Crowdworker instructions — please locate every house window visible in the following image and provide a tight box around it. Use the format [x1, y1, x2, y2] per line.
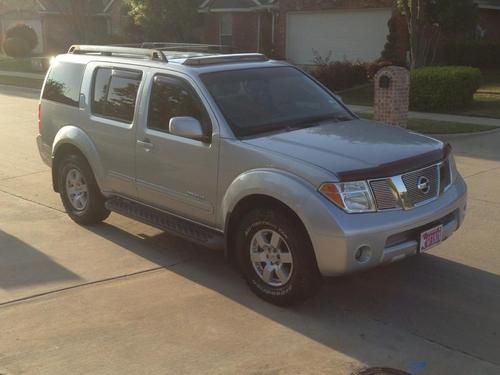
[220, 14, 233, 46]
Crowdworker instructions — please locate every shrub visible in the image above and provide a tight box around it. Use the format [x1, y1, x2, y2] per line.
[410, 66, 482, 111]
[311, 59, 368, 92]
[2, 37, 32, 59]
[5, 23, 38, 52]
[445, 41, 500, 68]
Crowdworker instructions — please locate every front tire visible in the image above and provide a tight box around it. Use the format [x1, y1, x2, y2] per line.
[236, 207, 322, 306]
[57, 154, 110, 225]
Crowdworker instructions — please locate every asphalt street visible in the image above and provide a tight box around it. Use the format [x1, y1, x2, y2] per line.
[0, 85, 499, 375]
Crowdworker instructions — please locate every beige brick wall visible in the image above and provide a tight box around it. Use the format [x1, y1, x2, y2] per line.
[373, 66, 410, 127]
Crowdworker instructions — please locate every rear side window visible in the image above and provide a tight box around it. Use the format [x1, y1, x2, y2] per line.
[92, 68, 142, 123]
[42, 61, 85, 107]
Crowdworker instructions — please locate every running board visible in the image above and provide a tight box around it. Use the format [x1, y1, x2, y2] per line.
[105, 197, 224, 250]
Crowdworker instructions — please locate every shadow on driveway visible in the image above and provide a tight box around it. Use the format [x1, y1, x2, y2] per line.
[0, 230, 80, 291]
[86, 222, 500, 367]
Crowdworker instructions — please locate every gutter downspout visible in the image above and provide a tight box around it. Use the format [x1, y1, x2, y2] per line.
[257, 12, 261, 52]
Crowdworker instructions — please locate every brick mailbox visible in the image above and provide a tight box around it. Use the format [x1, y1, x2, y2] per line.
[374, 66, 410, 127]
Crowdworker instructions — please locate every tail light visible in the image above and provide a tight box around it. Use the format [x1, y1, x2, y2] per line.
[38, 103, 41, 134]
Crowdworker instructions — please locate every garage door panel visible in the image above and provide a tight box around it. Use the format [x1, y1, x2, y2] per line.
[286, 9, 392, 65]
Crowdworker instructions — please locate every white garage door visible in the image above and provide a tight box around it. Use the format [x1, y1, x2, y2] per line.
[286, 8, 392, 65]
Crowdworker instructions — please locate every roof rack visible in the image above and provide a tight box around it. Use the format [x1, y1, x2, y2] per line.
[142, 42, 239, 53]
[183, 53, 269, 66]
[68, 45, 167, 62]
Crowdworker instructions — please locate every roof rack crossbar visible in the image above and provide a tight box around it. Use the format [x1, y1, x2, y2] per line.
[183, 53, 268, 66]
[68, 45, 167, 62]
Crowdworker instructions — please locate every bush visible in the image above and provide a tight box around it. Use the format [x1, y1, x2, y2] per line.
[311, 60, 368, 92]
[410, 66, 482, 111]
[2, 37, 32, 59]
[5, 23, 38, 51]
[445, 41, 500, 68]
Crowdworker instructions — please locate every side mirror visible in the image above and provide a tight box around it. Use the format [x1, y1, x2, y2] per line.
[169, 117, 208, 142]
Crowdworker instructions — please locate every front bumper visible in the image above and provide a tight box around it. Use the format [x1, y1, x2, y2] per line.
[303, 175, 467, 277]
[37, 135, 52, 167]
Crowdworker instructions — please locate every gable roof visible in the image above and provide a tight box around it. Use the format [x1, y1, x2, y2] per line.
[476, 0, 500, 9]
[199, 0, 278, 12]
[37, 0, 116, 14]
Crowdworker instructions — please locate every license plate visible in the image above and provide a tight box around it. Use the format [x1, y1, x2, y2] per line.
[420, 225, 444, 252]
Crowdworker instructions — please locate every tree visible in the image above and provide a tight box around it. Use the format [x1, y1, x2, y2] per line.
[2, 24, 38, 58]
[397, 0, 478, 69]
[127, 0, 199, 42]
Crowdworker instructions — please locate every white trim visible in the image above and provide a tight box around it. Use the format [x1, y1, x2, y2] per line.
[200, 0, 212, 8]
[35, 0, 47, 11]
[479, 5, 500, 9]
[199, 7, 275, 13]
[103, 0, 116, 13]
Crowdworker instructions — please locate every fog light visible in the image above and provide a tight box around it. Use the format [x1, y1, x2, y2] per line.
[355, 245, 372, 263]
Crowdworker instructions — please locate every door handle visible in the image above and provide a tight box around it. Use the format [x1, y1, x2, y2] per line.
[137, 139, 154, 151]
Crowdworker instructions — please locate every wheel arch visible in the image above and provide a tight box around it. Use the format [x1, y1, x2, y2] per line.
[51, 126, 104, 192]
[222, 170, 319, 266]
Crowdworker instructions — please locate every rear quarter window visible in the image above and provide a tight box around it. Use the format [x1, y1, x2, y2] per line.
[91, 68, 142, 123]
[42, 61, 85, 107]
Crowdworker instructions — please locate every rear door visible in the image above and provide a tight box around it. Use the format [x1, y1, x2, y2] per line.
[135, 72, 220, 226]
[80, 62, 145, 198]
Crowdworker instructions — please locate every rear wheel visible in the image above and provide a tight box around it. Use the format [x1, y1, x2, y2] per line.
[58, 154, 110, 225]
[236, 207, 322, 306]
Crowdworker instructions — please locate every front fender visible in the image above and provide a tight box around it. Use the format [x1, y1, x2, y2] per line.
[221, 168, 346, 275]
[52, 126, 105, 187]
[220, 168, 337, 239]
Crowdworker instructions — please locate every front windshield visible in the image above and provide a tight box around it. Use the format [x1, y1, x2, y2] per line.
[200, 66, 355, 136]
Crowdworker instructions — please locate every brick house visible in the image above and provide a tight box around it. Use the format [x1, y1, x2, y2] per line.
[0, 0, 126, 54]
[200, 0, 500, 65]
[476, 0, 500, 39]
[199, 0, 393, 64]
[198, 0, 279, 56]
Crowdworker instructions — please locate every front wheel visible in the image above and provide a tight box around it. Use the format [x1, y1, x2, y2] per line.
[57, 154, 110, 225]
[236, 207, 322, 306]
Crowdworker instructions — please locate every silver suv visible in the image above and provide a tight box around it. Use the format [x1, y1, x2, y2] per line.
[37, 45, 467, 305]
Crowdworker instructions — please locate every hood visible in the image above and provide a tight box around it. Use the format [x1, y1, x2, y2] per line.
[242, 119, 446, 181]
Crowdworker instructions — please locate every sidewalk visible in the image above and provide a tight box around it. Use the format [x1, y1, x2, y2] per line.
[0, 70, 45, 80]
[349, 104, 500, 127]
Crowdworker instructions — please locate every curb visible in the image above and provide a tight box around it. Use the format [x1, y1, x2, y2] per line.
[429, 128, 500, 138]
[0, 83, 41, 93]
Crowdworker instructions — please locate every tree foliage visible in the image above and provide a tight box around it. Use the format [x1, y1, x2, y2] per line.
[6, 24, 38, 51]
[397, 0, 478, 68]
[127, 0, 199, 42]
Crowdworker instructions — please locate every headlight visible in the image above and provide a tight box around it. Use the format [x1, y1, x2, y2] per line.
[319, 181, 376, 213]
[449, 153, 458, 184]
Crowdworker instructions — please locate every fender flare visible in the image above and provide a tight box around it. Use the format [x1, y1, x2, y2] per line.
[51, 126, 105, 190]
[220, 168, 319, 246]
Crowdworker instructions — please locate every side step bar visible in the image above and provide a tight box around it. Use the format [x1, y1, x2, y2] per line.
[105, 197, 224, 250]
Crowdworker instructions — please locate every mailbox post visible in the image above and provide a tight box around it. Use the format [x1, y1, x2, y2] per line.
[373, 66, 410, 127]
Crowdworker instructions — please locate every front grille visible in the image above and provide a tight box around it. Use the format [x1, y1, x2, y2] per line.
[370, 179, 398, 210]
[402, 165, 439, 206]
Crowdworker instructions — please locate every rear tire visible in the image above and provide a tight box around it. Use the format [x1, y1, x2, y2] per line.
[57, 154, 110, 225]
[236, 207, 322, 306]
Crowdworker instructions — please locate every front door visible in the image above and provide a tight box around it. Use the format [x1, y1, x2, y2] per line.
[135, 73, 219, 226]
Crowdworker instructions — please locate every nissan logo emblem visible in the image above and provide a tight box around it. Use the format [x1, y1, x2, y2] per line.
[417, 176, 431, 194]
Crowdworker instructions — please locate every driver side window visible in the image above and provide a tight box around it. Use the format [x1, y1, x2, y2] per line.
[148, 75, 211, 136]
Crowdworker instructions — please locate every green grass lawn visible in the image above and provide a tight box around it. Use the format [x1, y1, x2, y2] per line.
[342, 69, 500, 119]
[356, 112, 497, 134]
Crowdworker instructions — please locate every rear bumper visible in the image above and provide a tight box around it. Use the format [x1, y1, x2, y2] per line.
[37, 135, 52, 167]
[304, 175, 467, 277]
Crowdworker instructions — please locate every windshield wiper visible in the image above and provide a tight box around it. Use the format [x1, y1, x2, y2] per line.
[286, 114, 353, 131]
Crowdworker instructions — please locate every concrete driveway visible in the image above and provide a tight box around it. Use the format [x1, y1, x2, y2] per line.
[0, 85, 499, 375]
